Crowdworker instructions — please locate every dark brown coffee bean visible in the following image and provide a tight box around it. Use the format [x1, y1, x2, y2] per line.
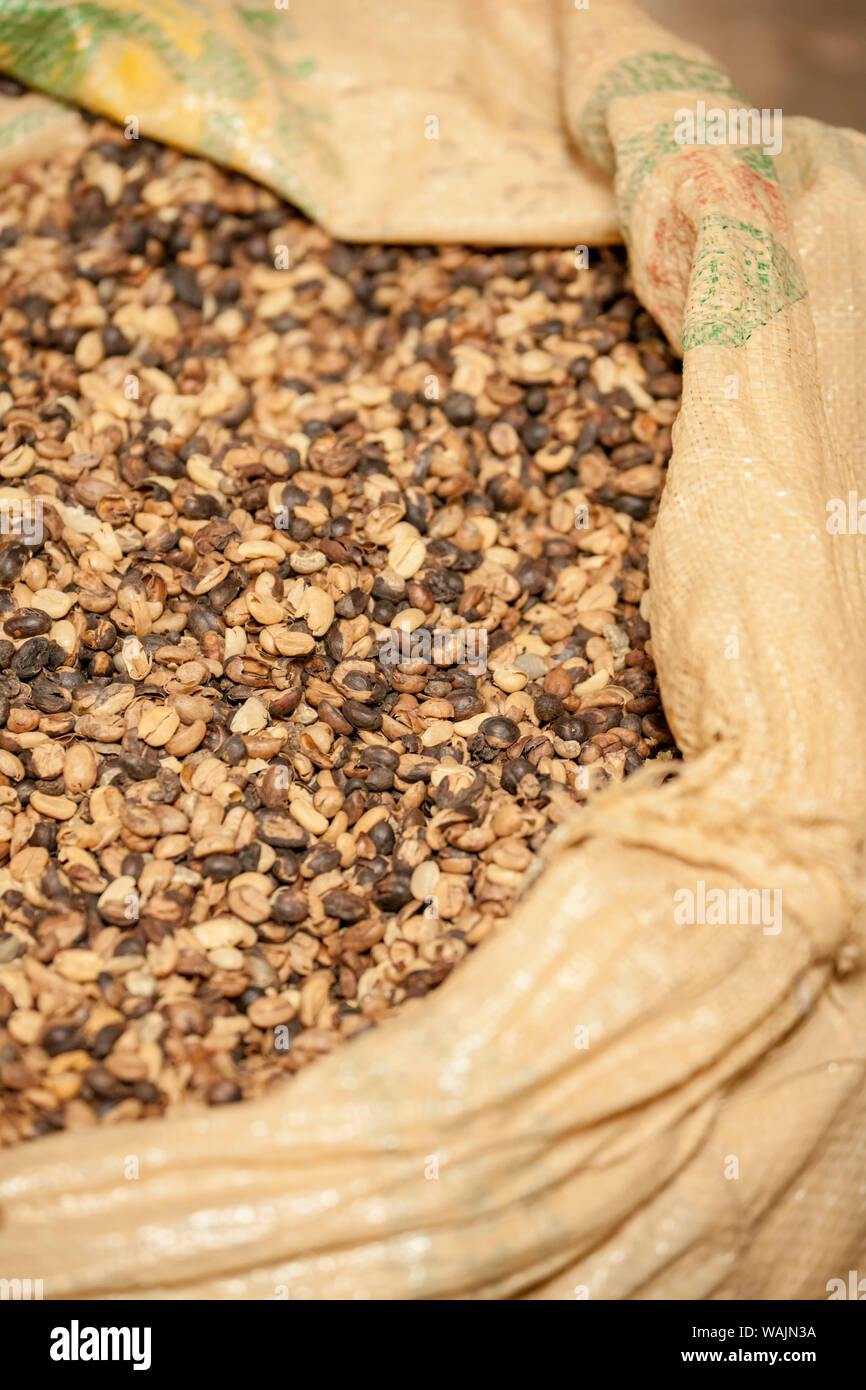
[4, 608, 51, 638]
[579, 707, 618, 735]
[201, 854, 241, 881]
[480, 716, 520, 749]
[42, 1024, 81, 1057]
[322, 890, 366, 923]
[553, 715, 587, 743]
[342, 699, 382, 730]
[501, 758, 534, 793]
[373, 873, 413, 911]
[272, 889, 309, 924]
[90, 1023, 125, 1060]
[442, 391, 475, 426]
[642, 711, 674, 744]
[11, 636, 50, 678]
[533, 693, 563, 724]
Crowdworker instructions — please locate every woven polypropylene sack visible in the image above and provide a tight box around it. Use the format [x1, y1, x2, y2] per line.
[0, 0, 864, 1299]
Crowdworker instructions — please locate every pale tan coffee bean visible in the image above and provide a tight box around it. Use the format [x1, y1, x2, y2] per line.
[289, 798, 329, 835]
[31, 588, 77, 618]
[247, 994, 298, 1028]
[64, 743, 98, 793]
[54, 948, 103, 982]
[121, 635, 152, 680]
[29, 792, 77, 820]
[388, 536, 426, 578]
[410, 860, 440, 902]
[137, 705, 180, 746]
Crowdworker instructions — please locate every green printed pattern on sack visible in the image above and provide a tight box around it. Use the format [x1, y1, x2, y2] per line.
[0, 1, 179, 92]
[682, 214, 807, 350]
[0, 0, 333, 217]
[616, 121, 779, 229]
[580, 51, 745, 171]
[0, 0, 306, 98]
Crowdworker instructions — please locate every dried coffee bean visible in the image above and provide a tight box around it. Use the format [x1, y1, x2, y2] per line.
[501, 757, 534, 793]
[534, 693, 564, 724]
[373, 874, 413, 911]
[480, 716, 520, 749]
[322, 891, 366, 923]
[42, 1024, 81, 1057]
[4, 609, 51, 638]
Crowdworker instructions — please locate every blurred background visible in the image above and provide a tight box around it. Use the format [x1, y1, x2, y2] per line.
[644, 0, 866, 133]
